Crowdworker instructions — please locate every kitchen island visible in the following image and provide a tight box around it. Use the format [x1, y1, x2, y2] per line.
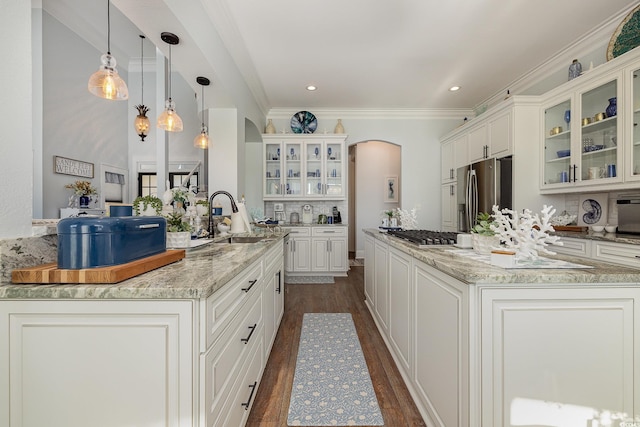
[363, 228, 640, 427]
[0, 233, 286, 427]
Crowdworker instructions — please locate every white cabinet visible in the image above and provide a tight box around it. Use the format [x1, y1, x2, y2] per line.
[364, 234, 376, 307]
[373, 239, 389, 333]
[413, 259, 469, 427]
[541, 73, 622, 191]
[262, 242, 284, 357]
[263, 134, 347, 200]
[481, 287, 640, 427]
[468, 111, 512, 164]
[441, 135, 468, 184]
[285, 227, 312, 272]
[311, 227, 348, 274]
[441, 182, 456, 232]
[0, 243, 286, 427]
[0, 300, 195, 427]
[388, 247, 412, 373]
[550, 236, 593, 258]
[593, 240, 640, 269]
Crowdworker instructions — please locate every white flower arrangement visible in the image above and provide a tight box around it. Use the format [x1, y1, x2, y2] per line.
[490, 204, 562, 261]
[162, 185, 195, 207]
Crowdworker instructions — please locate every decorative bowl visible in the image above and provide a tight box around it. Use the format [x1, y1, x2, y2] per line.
[583, 144, 605, 152]
[550, 214, 577, 226]
[557, 149, 571, 158]
[605, 225, 617, 233]
[591, 225, 605, 232]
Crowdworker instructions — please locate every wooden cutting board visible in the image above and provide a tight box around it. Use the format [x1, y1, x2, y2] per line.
[552, 225, 588, 232]
[11, 250, 185, 284]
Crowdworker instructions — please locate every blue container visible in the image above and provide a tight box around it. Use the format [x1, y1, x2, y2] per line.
[57, 216, 166, 269]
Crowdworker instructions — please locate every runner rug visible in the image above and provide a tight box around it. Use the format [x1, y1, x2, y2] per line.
[287, 313, 384, 426]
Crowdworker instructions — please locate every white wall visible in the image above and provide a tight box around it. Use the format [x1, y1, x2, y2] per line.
[354, 141, 401, 257]
[0, 0, 32, 238]
[41, 11, 129, 219]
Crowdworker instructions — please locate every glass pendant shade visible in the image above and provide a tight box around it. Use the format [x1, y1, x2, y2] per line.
[88, 54, 129, 101]
[194, 126, 209, 149]
[157, 98, 183, 132]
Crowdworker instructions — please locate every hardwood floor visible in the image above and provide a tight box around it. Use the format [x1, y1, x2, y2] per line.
[247, 266, 426, 427]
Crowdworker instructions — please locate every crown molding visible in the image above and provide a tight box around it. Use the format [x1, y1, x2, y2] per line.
[267, 107, 472, 121]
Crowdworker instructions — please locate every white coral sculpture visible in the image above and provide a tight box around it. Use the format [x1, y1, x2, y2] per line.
[490, 204, 563, 261]
[396, 206, 419, 230]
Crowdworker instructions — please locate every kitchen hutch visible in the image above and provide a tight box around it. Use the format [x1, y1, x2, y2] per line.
[263, 134, 347, 200]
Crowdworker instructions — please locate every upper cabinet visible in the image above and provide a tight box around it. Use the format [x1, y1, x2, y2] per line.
[263, 134, 347, 200]
[540, 48, 640, 193]
[541, 73, 622, 190]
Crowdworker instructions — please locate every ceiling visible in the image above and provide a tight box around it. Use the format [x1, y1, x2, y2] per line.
[44, 0, 640, 111]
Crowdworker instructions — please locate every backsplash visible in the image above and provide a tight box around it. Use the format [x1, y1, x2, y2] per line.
[565, 192, 620, 225]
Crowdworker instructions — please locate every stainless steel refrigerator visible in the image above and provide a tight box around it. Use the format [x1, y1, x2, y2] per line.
[456, 156, 513, 232]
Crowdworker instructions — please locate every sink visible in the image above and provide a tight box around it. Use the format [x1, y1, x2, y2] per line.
[215, 236, 269, 244]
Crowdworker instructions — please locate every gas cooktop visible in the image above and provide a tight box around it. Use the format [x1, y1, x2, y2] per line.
[385, 229, 458, 247]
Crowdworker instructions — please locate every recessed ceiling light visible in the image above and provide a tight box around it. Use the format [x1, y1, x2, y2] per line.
[306, 85, 317, 91]
[449, 86, 460, 92]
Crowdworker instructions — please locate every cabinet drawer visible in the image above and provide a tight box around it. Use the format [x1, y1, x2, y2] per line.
[552, 237, 592, 258]
[286, 227, 311, 236]
[203, 291, 263, 423]
[312, 226, 347, 236]
[202, 258, 263, 351]
[214, 331, 265, 427]
[593, 241, 640, 269]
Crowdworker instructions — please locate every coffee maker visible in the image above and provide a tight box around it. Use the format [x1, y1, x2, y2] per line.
[274, 203, 286, 223]
[332, 206, 342, 224]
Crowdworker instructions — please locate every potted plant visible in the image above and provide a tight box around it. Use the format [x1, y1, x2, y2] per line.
[65, 180, 98, 208]
[381, 210, 395, 228]
[470, 212, 500, 254]
[165, 212, 192, 248]
[133, 195, 163, 216]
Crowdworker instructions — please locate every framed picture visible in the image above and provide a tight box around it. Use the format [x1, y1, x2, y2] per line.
[384, 176, 398, 203]
[578, 193, 608, 227]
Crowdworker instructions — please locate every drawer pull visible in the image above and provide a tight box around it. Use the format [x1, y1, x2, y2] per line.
[276, 271, 282, 294]
[241, 323, 257, 344]
[636, 255, 640, 259]
[242, 279, 258, 293]
[241, 381, 258, 410]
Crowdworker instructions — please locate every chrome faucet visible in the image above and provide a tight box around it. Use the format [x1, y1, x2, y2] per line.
[208, 191, 238, 236]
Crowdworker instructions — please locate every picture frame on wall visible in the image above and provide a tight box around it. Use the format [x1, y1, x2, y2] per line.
[385, 176, 398, 203]
[578, 193, 608, 227]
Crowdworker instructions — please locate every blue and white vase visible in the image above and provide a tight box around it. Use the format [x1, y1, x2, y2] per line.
[606, 97, 617, 117]
[79, 196, 90, 208]
[568, 59, 582, 80]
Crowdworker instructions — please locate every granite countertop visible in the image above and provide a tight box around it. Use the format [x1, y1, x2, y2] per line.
[552, 230, 640, 245]
[281, 223, 347, 227]
[365, 229, 640, 285]
[0, 232, 287, 300]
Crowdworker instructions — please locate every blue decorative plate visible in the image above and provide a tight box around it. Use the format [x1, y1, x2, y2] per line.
[290, 111, 317, 134]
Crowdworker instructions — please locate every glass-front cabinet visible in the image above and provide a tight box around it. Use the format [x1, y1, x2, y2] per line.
[263, 134, 346, 200]
[630, 67, 640, 180]
[542, 73, 622, 190]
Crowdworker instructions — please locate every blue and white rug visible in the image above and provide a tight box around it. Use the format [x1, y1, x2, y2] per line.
[287, 313, 384, 426]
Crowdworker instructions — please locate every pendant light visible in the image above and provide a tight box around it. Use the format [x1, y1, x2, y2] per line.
[134, 35, 150, 141]
[194, 76, 211, 149]
[87, 0, 129, 100]
[157, 32, 183, 132]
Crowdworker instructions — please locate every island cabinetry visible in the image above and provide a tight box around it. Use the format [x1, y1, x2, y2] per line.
[0, 240, 286, 427]
[413, 259, 470, 427]
[388, 247, 413, 374]
[593, 240, 640, 269]
[481, 287, 640, 427]
[311, 227, 348, 274]
[0, 299, 195, 427]
[262, 242, 284, 357]
[373, 239, 389, 333]
[263, 134, 347, 200]
[549, 236, 593, 258]
[364, 234, 376, 305]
